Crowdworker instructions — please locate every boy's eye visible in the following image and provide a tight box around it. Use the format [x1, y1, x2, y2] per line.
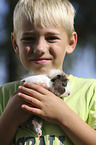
[46, 36, 59, 42]
[21, 37, 36, 42]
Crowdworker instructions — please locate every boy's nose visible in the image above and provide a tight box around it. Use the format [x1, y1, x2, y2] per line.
[33, 38, 48, 55]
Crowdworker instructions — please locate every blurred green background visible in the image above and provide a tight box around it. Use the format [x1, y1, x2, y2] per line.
[0, 0, 96, 86]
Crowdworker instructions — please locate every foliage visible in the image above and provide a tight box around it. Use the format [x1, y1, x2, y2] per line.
[70, 0, 96, 44]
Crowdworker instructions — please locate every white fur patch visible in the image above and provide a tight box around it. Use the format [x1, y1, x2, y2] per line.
[23, 75, 51, 88]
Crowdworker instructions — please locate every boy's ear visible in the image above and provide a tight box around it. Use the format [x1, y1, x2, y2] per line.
[66, 32, 77, 54]
[11, 32, 19, 54]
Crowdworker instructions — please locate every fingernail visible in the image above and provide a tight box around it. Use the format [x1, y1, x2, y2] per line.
[23, 82, 27, 85]
[18, 86, 22, 89]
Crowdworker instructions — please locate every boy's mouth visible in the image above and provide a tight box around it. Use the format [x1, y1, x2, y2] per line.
[30, 58, 51, 64]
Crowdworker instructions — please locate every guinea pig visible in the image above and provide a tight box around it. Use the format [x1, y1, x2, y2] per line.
[23, 69, 71, 97]
[22, 69, 71, 137]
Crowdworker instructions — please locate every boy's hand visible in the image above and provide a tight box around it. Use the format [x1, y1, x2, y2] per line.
[18, 82, 66, 125]
[2, 90, 32, 128]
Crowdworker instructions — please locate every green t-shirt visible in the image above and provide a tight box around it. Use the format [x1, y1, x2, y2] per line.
[0, 75, 96, 145]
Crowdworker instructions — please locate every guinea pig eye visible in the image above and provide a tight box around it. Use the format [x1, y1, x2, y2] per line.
[57, 75, 61, 78]
[62, 83, 65, 87]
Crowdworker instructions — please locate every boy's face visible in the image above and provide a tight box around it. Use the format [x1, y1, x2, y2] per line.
[12, 16, 77, 74]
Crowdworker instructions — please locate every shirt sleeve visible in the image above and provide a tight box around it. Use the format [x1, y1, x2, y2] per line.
[87, 83, 96, 130]
[0, 80, 24, 116]
[88, 101, 96, 129]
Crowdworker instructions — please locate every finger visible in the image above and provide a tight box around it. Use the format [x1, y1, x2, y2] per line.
[38, 83, 47, 88]
[18, 85, 44, 100]
[18, 92, 42, 108]
[21, 104, 43, 117]
[23, 82, 48, 94]
[30, 83, 47, 88]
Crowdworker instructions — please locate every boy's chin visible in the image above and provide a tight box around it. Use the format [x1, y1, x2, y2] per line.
[30, 70, 50, 74]
[28, 67, 57, 74]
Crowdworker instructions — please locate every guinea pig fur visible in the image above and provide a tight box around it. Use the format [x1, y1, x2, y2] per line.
[22, 69, 71, 97]
[22, 69, 71, 137]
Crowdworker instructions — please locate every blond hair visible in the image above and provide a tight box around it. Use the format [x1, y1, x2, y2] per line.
[13, 0, 75, 39]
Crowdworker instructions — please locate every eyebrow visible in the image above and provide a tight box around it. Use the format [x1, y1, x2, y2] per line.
[22, 32, 61, 36]
[46, 32, 60, 35]
[22, 31, 35, 36]
[21, 29, 61, 38]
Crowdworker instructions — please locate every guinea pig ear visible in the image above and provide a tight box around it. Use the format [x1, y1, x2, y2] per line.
[51, 75, 61, 82]
[11, 32, 19, 54]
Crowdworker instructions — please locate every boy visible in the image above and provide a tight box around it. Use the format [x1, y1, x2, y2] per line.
[0, 0, 96, 145]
